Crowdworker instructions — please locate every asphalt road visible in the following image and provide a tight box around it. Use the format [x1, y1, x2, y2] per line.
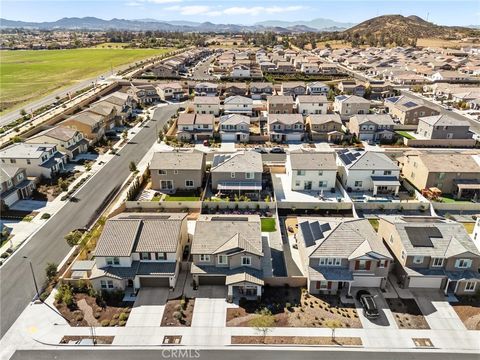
[10, 348, 480, 360]
[191, 56, 215, 81]
[0, 105, 178, 338]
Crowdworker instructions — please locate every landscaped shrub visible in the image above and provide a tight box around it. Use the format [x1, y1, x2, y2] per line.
[101, 320, 110, 327]
[180, 299, 186, 310]
[75, 314, 84, 322]
[173, 311, 183, 320]
[109, 319, 118, 326]
[119, 312, 129, 321]
[118, 320, 126, 326]
[41, 213, 51, 220]
[113, 314, 119, 320]
[63, 291, 74, 307]
[175, 304, 182, 312]
[39, 291, 50, 302]
[94, 312, 101, 319]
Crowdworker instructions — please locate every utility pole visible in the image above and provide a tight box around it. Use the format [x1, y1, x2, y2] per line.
[23, 256, 40, 300]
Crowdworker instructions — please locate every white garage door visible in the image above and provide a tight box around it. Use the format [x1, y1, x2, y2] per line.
[359, 133, 374, 141]
[352, 276, 382, 287]
[4, 191, 19, 207]
[409, 276, 443, 289]
[221, 133, 236, 142]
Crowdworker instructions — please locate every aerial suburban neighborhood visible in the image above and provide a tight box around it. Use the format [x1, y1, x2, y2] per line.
[0, 1, 480, 360]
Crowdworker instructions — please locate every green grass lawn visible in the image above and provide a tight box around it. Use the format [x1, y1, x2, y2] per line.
[439, 196, 471, 204]
[395, 131, 416, 140]
[261, 217, 276, 232]
[164, 195, 200, 201]
[0, 47, 174, 112]
[368, 218, 379, 232]
[463, 222, 475, 234]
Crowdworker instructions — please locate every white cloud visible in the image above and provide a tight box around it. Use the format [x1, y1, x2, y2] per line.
[164, 4, 305, 17]
[166, 5, 211, 15]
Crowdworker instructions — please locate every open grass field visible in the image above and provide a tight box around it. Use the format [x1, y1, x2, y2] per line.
[417, 38, 479, 49]
[0, 47, 174, 112]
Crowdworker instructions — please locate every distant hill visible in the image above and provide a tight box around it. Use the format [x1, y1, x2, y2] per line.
[255, 18, 356, 31]
[342, 14, 479, 39]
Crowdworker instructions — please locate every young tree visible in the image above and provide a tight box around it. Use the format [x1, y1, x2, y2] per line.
[58, 178, 69, 192]
[45, 262, 58, 282]
[249, 307, 275, 343]
[122, 129, 128, 141]
[129, 161, 137, 172]
[325, 319, 342, 342]
[64, 230, 83, 247]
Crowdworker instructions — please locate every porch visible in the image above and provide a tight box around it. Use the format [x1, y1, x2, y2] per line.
[371, 176, 400, 196]
[454, 179, 480, 201]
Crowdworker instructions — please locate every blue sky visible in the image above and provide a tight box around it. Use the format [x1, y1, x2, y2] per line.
[1, 0, 479, 26]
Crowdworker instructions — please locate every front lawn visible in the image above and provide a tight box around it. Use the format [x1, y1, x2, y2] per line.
[261, 217, 276, 232]
[438, 195, 471, 204]
[451, 296, 480, 330]
[161, 298, 195, 326]
[368, 218, 379, 232]
[164, 195, 200, 201]
[231, 336, 362, 346]
[395, 131, 416, 140]
[226, 287, 361, 328]
[463, 222, 475, 234]
[386, 298, 429, 329]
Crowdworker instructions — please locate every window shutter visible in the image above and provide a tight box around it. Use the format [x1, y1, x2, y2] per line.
[366, 261, 371, 270]
[466, 259, 472, 268]
[354, 261, 359, 270]
[327, 281, 332, 289]
[455, 259, 460, 268]
[316, 281, 320, 289]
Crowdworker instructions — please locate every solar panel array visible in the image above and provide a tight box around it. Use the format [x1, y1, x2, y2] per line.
[405, 226, 442, 248]
[336, 95, 347, 101]
[212, 154, 230, 168]
[386, 96, 399, 103]
[403, 101, 418, 108]
[299, 221, 329, 247]
[337, 149, 362, 166]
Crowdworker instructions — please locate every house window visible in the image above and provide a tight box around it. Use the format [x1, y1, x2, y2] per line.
[199, 254, 210, 262]
[173, 170, 178, 175]
[319, 257, 341, 266]
[297, 170, 306, 176]
[318, 281, 329, 290]
[158, 170, 166, 175]
[245, 172, 255, 179]
[17, 172, 24, 181]
[140, 252, 151, 260]
[241, 256, 252, 266]
[26, 159, 31, 165]
[318, 181, 327, 188]
[412, 256, 424, 264]
[318, 171, 323, 176]
[432, 258, 444, 267]
[355, 260, 371, 271]
[464, 281, 476, 292]
[217, 255, 227, 265]
[155, 252, 167, 260]
[354, 181, 363, 187]
[10, 159, 16, 164]
[106, 257, 120, 266]
[455, 259, 472, 269]
[101, 280, 114, 289]
[384, 170, 392, 175]
[231, 172, 235, 178]
[378, 260, 388, 268]
[295, 181, 301, 187]
[185, 180, 194, 188]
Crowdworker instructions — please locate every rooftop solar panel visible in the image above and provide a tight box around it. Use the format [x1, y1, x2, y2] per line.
[346, 153, 357, 162]
[310, 221, 324, 241]
[339, 153, 352, 165]
[405, 226, 442, 248]
[386, 96, 399, 103]
[300, 221, 315, 247]
[403, 101, 418, 108]
[320, 223, 331, 233]
[353, 151, 362, 158]
[336, 95, 347, 101]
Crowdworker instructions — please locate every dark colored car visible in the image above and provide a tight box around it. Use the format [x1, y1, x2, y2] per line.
[270, 147, 285, 154]
[253, 147, 267, 154]
[357, 290, 379, 319]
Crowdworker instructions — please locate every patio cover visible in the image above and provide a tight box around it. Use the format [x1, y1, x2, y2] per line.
[226, 272, 264, 286]
[371, 176, 401, 186]
[308, 266, 354, 281]
[217, 181, 262, 191]
[454, 178, 480, 189]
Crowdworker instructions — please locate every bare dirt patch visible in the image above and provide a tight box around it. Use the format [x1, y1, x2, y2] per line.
[231, 336, 362, 346]
[412, 338, 434, 347]
[161, 298, 195, 327]
[60, 335, 114, 344]
[451, 297, 480, 330]
[386, 298, 429, 329]
[227, 287, 361, 328]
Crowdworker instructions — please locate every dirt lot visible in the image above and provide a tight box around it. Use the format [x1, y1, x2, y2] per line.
[60, 336, 114, 344]
[33, 172, 82, 202]
[161, 298, 195, 327]
[386, 298, 430, 329]
[231, 336, 362, 346]
[451, 297, 480, 330]
[227, 287, 361, 328]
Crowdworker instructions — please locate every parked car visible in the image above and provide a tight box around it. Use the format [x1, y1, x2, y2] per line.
[356, 290, 379, 319]
[270, 147, 285, 154]
[253, 147, 267, 154]
[203, 140, 210, 147]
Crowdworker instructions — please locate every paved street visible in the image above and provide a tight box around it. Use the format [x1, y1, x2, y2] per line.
[0, 105, 178, 338]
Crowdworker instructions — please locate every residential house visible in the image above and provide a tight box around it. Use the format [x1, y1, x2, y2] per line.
[230, 65, 251, 78]
[296, 218, 392, 295]
[223, 96, 253, 116]
[250, 82, 274, 100]
[194, 96, 221, 116]
[400, 152, 480, 199]
[223, 83, 248, 97]
[210, 151, 263, 195]
[337, 80, 366, 97]
[337, 149, 400, 195]
[128, 84, 159, 105]
[267, 114, 304, 142]
[90, 213, 188, 291]
[378, 216, 480, 295]
[0, 166, 35, 208]
[286, 150, 337, 191]
[25, 126, 88, 160]
[385, 95, 440, 125]
[194, 82, 218, 97]
[191, 214, 264, 301]
[176, 113, 215, 141]
[156, 83, 187, 102]
[267, 95, 295, 114]
[62, 110, 106, 144]
[348, 114, 396, 142]
[150, 150, 205, 193]
[219, 114, 251, 142]
[281, 82, 306, 98]
[416, 114, 473, 140]
[0, 143, 66, 179]
[295, 95, 329, 116]
[333, 95, 371, 121]
[88, 102, 117, 130]
[306, 82, 329, 96]
[306, 114, 344, 142]
[102, 92, 136, 123]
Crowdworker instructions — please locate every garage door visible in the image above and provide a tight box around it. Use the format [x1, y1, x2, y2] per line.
[359, 133, 374, 141]
[4, 191, 19, 207]
[198, 276, 226, 285]
[352, 276, 382, 287]
[408, 276, 443, 289]
[139, 277, 169, 287]
[221, 133, 236, 142]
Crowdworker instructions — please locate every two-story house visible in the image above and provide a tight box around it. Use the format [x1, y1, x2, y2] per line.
[191, 214, 264, 301]
[416, 114, 472, 140]
[156, 83, 187, 102]
[26, 126, 88, 160]
[0, 166, 35, 209]
[210, 151, 263, 196]
[385, 95, 440, 125]
[348, 114, 396, 142]
[194, 82, 218, 97]
[378, 216, 480, 295]
[176, 113, 215, 141]
[306, 114, 344, 142]
[0, 143, 66, 179]
[333, 95, 371, 121]
[88, 102, 117, 130]
[267, 114, 304, 142]
[128, 84, 160, 105]
[306, 82, 329, 96]
[286, 150, 337, 192]
[150, 150, 205, 193]
[194, 96, 221, 116]
[218, 114, 251, 142]
[223, 96, 253, 116]
[250, 82, 274, 100]
[62, 110, 106, 144]
[337, 149, 400, 195]
[296, 217, 392, 295]
[90, 212, 188, 291]
[295, 95, 329, 116]
[223, 83, 248, 97]
[281, 82, 306, 98]
[267, 95, 295, 114]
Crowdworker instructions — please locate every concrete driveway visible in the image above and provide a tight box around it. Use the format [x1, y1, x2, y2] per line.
[126, 287, 169, 327]
[353, 288, 397, 329]
[10, 200, 47, 212]
[192, 297, 227, 328]
[196, 285, 227, 299]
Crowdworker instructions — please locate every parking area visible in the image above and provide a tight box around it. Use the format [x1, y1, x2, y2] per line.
[126, 287, 169, 327]
[9, 200, 47, 212]
[353, 288, 397, 329]
[192, 296, 228, 328]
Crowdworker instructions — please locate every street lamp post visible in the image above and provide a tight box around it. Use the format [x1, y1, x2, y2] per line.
[23, 256, 40, 301]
